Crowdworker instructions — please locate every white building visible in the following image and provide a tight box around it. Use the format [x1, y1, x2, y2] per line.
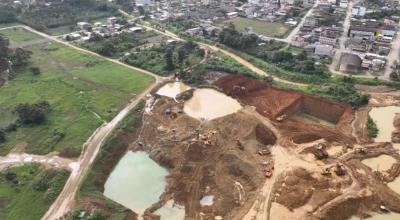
[352, 6, 366, 17]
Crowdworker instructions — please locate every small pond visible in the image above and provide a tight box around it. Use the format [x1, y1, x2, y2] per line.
[369, 106, 400, 142]
[104, 151, 168, 216]
[156, 82, 190, 98]
[184, 88, 242, 120]
[362, 155, 397, 171]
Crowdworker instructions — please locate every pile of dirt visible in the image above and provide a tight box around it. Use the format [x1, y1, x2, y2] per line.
[274, 167, 352, 210]
[255, 124, 277, 145]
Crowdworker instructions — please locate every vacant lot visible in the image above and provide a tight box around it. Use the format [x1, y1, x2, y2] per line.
[0, 164, 70, 220]
[0, 39, 154, 156]
[0, 27, 42, 43]
[227, 17, 289, 38]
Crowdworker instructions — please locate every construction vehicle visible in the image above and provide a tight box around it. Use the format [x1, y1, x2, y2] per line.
[262, 159, 274, 178]
[276, 114, 287, 122]
[335, 163, 346, 176]
[258, 148, 271, 156]
[321, 167, 331, 176]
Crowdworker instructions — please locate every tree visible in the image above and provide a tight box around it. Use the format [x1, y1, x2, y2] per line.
[10, 48, 32, 68]
[0, 35, 10, 59]
[0, 130, 5, 143]
[164, 48, 175, 70]
[177, 47, 186, 64]
[30, 67, 41, 75]
[13, 101, 51, 124]
[138, 6, 145, 15]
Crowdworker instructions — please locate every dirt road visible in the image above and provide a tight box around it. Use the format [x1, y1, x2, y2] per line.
[383, 22, 400, 79]
[0, 152, 77, 171]
[119, 11, 307, 87]
[329, 1, 354, 74]
[284, 0, 319, 43]
[0, 25, 162, 220]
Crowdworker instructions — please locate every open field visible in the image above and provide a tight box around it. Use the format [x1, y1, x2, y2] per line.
[227, 17, 290, 38]
[0, 39, 154, 156]
[0, 164, 70, 220]
[0, 27, 43, 43]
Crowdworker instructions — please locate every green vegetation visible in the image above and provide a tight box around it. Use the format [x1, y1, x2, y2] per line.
[0, 164, 69, 220]
[227, 17, 289, 38]
[364, 9, 400, 20]
[78, 102, 145, 219]
[0, 38, 153, 156]
[367, 115, 379, 138]
[65, 210, 107, 220]
[123, 41, 205, 76]
[0, 27, 42, 43]
[0, 0, 118, 35]
[217, 26, 329, 81]
[307, 77, 370, 108]
[80, 31, 159, 58]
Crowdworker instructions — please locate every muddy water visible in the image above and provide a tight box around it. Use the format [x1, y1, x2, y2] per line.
[154, 200, 185, 220]
[297, 112, 336, 127]
[362, 155, 396, 171]
[104, 151, 168, 216]
[350, 213, 400, 220]
[369, 106, 400, 142]
[156, 82, 190, 98]
[183, 88, 242, 120]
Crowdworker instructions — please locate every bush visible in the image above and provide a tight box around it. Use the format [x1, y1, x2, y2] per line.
[0, 130, 5, 143]
[13, 101, 51, 124]
[30, 67, 41, 75]
[4, 122, 17, 132]
[308, 80, 370, 108]
[367, 116, 379, 138]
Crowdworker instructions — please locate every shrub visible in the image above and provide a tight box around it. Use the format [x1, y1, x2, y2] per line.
[13, 101, 51, 124]
[367, 116, 379, 138]
[0, 130, 5, 143]
[30, 67, 41, 75]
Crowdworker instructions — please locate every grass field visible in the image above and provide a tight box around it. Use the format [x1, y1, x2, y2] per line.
[0, 39, 154, 156]
[0, 164, 70, 220]
[227, 17, 290, 38]
[0, 27, 43, 43]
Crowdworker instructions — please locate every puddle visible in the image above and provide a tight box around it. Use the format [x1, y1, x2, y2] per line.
[156, 82, 190, 98]
[154, 200, 185, 220]
[350, 213, 400, 220]
[369, 106, 400, 142]
[362, 155, 396, 171]
[104, 151, 168, 216]
[297, 112, 336, 127]
[200, 195, 214, 206]
[184, 88, 242, 120]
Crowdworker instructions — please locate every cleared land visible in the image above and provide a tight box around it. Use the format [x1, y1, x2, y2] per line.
[227, 17, 290, 38]
[0, 27, 42, 43]
[0, 164, 70, 220]
[0, 39, 154, 156]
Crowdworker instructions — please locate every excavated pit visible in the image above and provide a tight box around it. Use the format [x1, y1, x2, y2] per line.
[214, 74, 355, 145]
[214, 74, 352, 127]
